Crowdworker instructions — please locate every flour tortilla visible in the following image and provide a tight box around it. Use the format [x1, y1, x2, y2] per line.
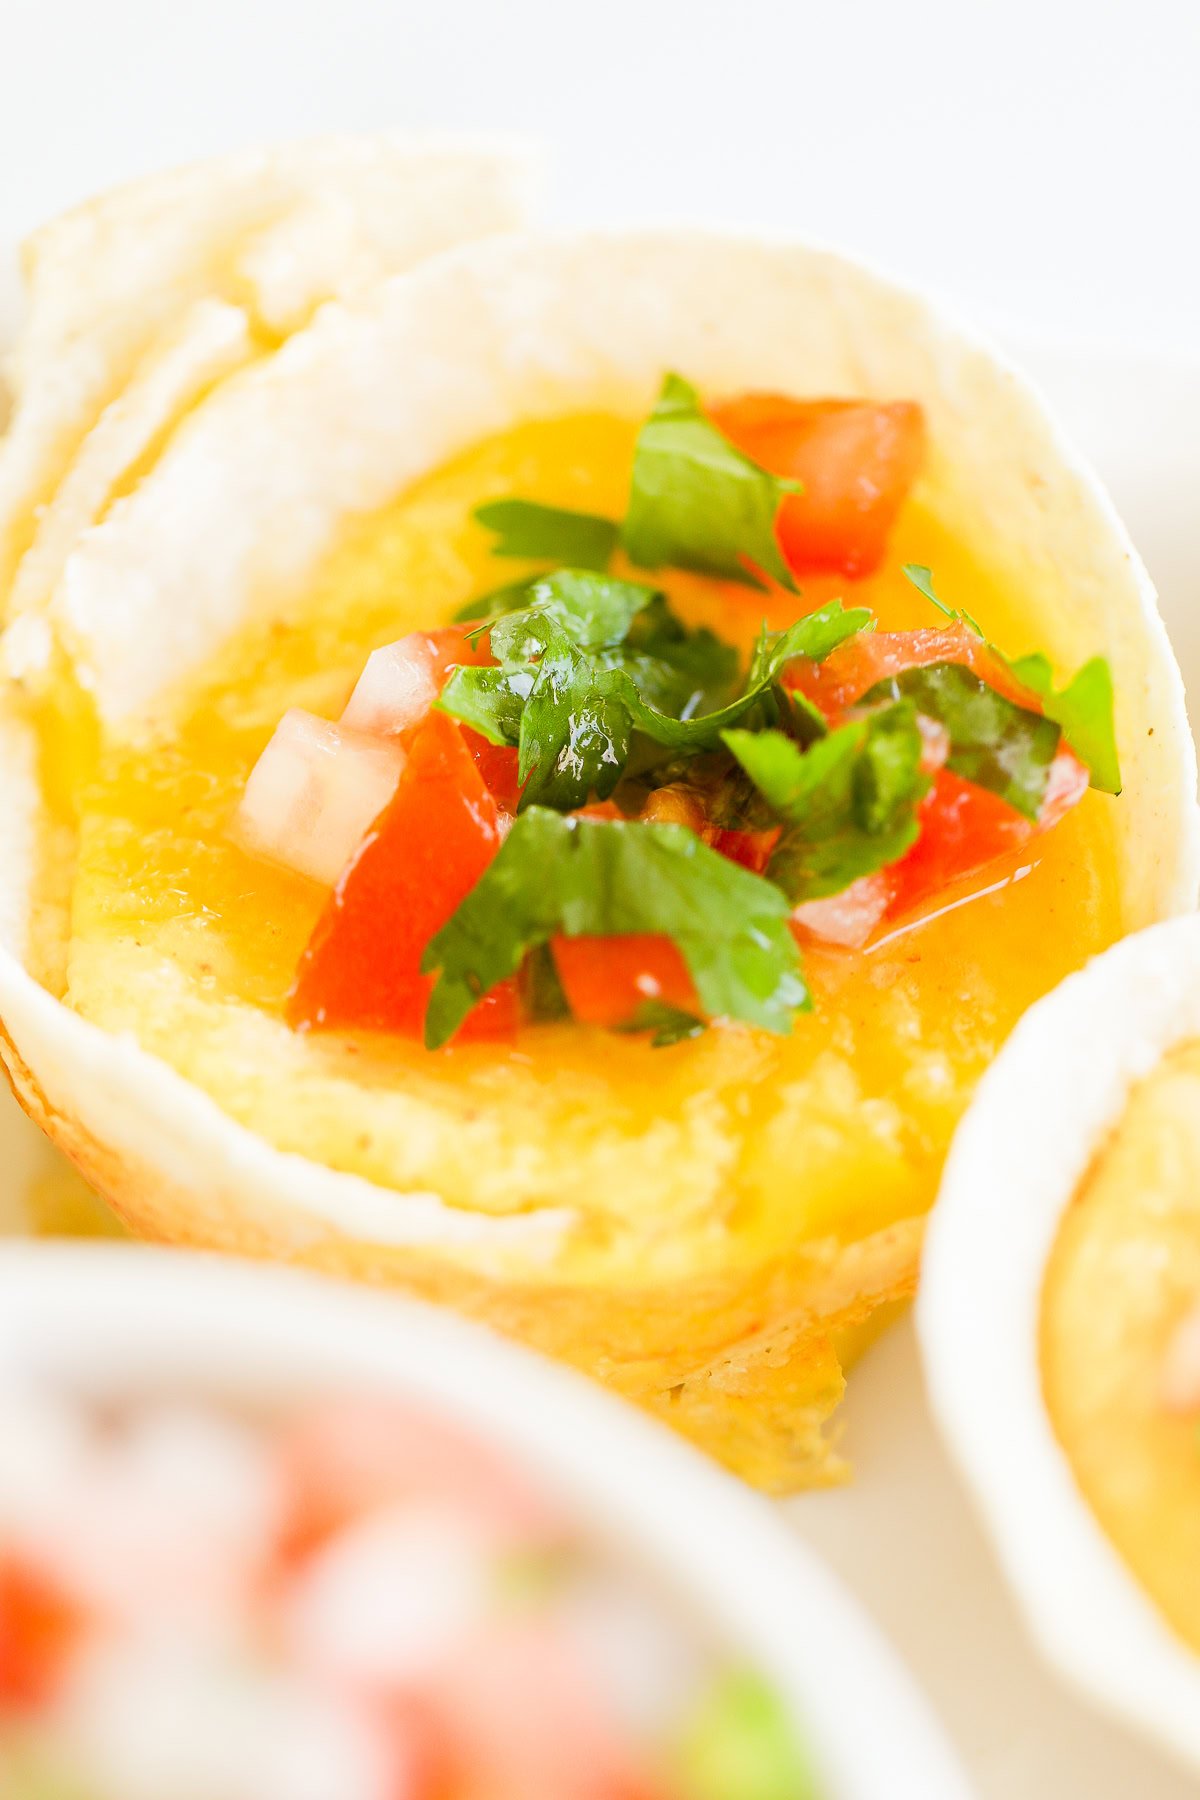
[918, 915, 1200, 1772]
[0, 226, 1194, 1488]
[0, 135, 538, 608]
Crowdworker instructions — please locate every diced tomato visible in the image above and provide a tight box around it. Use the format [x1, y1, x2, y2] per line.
[277, 1399, 562, 1563]
[289, 711, 517, 1043]
[884, 744, 1088, 922]
[372, 1695, 450, 1800]
[552, 935, 698, 1028]
[575, 799, 626, 823]
[703, 824, 779, 875]
[784, 623, 1034, 717]
[463, 729, 523, 813]
[429, 1621, 664, 1800]
[710, 394, 925, 579]
[781, 623, 1091, 936]
[886, 770, 1032, 920]
[0, 1557, 81, 1706]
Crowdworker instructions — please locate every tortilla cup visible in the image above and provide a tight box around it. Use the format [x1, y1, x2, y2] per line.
[0, 226, 1195, 1491]
[919, 915, 1200, 1772]
[0, 133, 537, 630]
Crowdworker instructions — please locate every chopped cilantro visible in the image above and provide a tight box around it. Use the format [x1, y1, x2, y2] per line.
[453, 577, 540, 624]
[724, 701, 928, 901]
[671, 1670, 822, 1800]
[440, 573, 868, 811]
[1007, 651, 1121, 794]
[421, 809, 808, 1048]
[518, 942, 571, 1023]
[606, 604, 871, 756]
[866, 660, 1060, 820]
[438, 662, 533, 745]
[617, 1000, 708, 1046]
[902, 561, 985, 637]
[903, 563, 1120, 794]
[623, 374, 801, 591]
[491, 569, 657, 652]
[474, 498, 619, 571]
[518, 624, 633, 809]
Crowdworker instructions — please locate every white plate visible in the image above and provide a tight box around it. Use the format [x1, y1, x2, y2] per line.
[1, 335, 1197, 1798]
[0, 1241, 969, 1800]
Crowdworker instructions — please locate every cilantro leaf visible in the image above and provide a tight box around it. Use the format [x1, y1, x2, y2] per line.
[440, 570, 659, 773]
[441, 575, 867, 810]
[623, 373, 801, 592]
[491, 569, 659, 655]
[421, 809, 809, 1047]
[867, 660, 1060, 820]
[619, 593, 740, 716]
[519, 942, 571, 1023]
[517, 622, 633, 809]
[474, 498, 619, 571]
[605, 602, 871, 756]
[453, 578, 536, 623]
[1007, 651, 1121, 794]
[724, 701, 928, 901]
[902, 561, 985, 637]
[438, 663, 533, 745]
[671, 1670, 820, 1800]
[617, 999, 708, 1046]
[903, 563, 1120, 793]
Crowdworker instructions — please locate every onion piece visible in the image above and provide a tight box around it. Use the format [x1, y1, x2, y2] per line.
[233, 710, 405, 887]
[341, 634, 445, 737]
[791, 873, 893, 949]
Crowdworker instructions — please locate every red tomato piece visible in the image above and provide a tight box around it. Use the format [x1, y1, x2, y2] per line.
[552, 934, 698, 1028]
[886, 770, 1032, 920]
[462, 729, 523, 813]
[783, 625, 1091, 933]
[784, 623, 1033, 717]
[710, 394, 926, 579]
[575, 799, 627, 823]
[429, 1620, 664, 1800]
[277, 1399, 562, 1563]
[703, 824, 779, 875]
[885, 745, 1088, 922]
[289, 711, 516, 1043]
[0, 1557, 82, 1706]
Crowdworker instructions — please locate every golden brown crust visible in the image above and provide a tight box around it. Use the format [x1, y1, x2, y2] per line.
[1, 1015, 917, 1488]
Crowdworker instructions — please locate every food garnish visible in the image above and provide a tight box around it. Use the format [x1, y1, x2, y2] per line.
[233, 377, 1118, 1047]
[0, 1387, 820, 1800]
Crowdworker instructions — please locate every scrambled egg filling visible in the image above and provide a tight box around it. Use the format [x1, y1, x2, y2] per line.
[32, 415, 1122, 1286]
[1043, 1041, 1200, 1650]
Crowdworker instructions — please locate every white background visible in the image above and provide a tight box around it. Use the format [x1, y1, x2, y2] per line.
[4, 1, 1200, 1793]
[4, 0, 1200, 355]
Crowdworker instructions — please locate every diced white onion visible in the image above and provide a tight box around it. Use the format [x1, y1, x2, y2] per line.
[0, 1386, 91, 1534]
[14, 1404, 284, 1638]
[55, 1642, 400, 1800]
[283, 1503, 491, 1688]
[558, 1572, 704, 1737]
[233, 710, 405, 887]
[340, 635, 441, 736]
[791, 873, 892, 949]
